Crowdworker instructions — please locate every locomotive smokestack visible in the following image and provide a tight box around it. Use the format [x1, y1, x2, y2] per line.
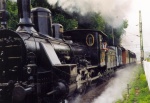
[16, 0, 38, 35]
[17, 0, 32, 26]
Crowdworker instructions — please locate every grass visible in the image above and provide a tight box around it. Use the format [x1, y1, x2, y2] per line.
[145, 58, 150, 62]
[116, 65, 150, 103]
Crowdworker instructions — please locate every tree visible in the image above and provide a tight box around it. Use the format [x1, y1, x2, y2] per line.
[53, 14, 78, 31]
[78, 13, 105, 31]
[6, 0, 18, 30]
[31, 0, 51, 8]
[91, 13, 105, 31]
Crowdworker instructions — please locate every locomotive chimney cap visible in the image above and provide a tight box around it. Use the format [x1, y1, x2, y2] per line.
[31, 7, 51, 13]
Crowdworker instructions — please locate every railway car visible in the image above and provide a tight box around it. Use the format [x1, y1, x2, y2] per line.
[126, 50, 130, 64]
[129, 51, 136, 63]
[106, 46, 116, 71]
[121, 47, 136, 66]
[122, 47, 129, 65]
[117, 46, 123, 66]
[106, 46, 123, 68]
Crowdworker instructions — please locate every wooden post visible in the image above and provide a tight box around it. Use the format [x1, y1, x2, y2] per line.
[126, 84, 131, 99]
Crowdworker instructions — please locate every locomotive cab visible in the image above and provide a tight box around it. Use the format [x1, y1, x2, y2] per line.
[63, 29, 108, 67]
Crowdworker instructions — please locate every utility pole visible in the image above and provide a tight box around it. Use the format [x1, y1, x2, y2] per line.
[139, 10, 144, 65]
[112, 27, 114, 45]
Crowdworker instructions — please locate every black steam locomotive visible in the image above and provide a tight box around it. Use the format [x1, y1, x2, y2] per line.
[0, 0, 136, 103]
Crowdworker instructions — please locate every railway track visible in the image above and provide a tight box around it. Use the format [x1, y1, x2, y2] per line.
[80, 81, 109, 103]
[67, 79, 110, 103]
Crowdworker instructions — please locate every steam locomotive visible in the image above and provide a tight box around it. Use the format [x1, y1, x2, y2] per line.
[0, 0, 136, 103]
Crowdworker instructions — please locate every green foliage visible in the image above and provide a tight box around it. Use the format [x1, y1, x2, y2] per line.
[116, 65, 150, 103]
[6, 0, 18, 30]
[53, 14, 78, 31]
[89, 13, 105, 31]
[145, 58, 150, 62]
[78, 13, 105, 31]
[31, 0, 51, 8]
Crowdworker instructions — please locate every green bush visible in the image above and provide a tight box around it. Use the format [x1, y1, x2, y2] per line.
[145, 58, 150, 62]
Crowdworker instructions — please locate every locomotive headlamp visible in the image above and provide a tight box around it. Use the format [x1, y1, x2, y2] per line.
[0, 10, 9, 21]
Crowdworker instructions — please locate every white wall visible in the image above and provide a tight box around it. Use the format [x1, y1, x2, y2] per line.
[143, 61, 150, 90]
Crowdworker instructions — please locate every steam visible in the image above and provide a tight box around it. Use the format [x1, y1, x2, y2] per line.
[92, 64, 138, 103]
[47, 0, 133, 28]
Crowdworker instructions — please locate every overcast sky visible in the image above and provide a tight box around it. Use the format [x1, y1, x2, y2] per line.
[122, 0, 150, 59]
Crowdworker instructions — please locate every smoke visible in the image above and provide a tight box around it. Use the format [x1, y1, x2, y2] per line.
[92, 64, 138, 103]
[47, 0, 133, 28]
